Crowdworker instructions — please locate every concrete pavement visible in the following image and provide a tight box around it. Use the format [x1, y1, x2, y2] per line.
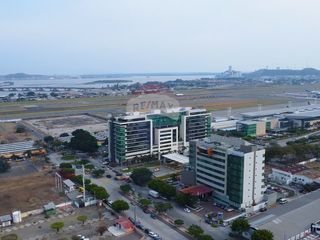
[90, 176, 188, 240]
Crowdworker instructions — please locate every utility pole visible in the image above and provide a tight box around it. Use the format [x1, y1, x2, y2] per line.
[82, 165, 86, 203]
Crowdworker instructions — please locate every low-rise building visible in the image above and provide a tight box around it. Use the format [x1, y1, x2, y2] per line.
[269, 166, 320, 185]
[0, 215, 12, 227]
[63, 179, 75, 192]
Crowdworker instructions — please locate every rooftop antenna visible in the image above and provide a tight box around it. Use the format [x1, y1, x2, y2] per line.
[82, 165, 86, 203]
[227, 107, 232, 119]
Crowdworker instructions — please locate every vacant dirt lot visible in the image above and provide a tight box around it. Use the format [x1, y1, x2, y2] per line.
[25, 115, 107, 137]
[0, 123, 35, 144]
[0, 171, 66, 215]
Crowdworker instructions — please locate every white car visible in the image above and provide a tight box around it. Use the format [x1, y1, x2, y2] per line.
[184, 208, 191, 213]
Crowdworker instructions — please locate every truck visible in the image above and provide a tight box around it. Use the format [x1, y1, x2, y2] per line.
[148, 190, 159, 198]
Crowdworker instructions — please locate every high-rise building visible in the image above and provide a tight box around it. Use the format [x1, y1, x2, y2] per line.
[108, 107, 211, 164]
[189, 135, 265, 209]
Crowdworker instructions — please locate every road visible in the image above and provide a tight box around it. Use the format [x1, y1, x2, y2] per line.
[90, 174, 188, 240]
[249, 189, 320, 226]
[92, 166, 230, 240]
[276, 129, 320, 146]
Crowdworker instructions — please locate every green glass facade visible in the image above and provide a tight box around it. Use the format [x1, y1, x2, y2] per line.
[227, 154, 244, 204]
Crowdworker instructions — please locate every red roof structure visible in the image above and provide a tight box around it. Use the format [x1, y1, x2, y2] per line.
[116, 218, 134, 231]
[180, 185, 213, 197]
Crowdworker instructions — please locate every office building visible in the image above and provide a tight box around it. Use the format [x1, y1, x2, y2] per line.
[108, 107, 211, 164]
[189, 135, 266, 209]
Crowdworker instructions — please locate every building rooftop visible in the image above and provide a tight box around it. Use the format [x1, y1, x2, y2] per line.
[117, 107, 206, 120]
[0, 141, 38, 155]
[199, 134, 252, 149]
[285, 110, 320, 120]
[116, 218, 134, 230]
[241, 104, 320, 118]
[0, 214, 12, 222]
[43, 202, 56, 211]
[162, 153, 189, 164]
[63, 179, 75, 188]
[180, 185, 213, 196]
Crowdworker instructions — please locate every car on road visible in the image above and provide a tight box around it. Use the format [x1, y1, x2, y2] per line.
[150, 213, 157, 219]
[259, 207, 267, 212]
[279, 198, 288, 204]
[184, 208, 191, 213]
[143, 208, 149, 213]
[77, 235, 90, 240]
[135, 222, 144, 230]
[106, 174, 112, 178]
[148, 231, 158, 238]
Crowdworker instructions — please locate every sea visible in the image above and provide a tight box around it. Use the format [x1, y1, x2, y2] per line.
[0, 74, 214, 97]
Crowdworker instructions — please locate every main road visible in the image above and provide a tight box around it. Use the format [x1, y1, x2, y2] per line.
[90, 174, 188, 240]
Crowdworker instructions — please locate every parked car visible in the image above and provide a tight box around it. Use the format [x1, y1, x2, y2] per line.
[259, 207, 267, 212]
[150, 213, 157, 219]
[279, 198, 288, 204]
[148, 231, 158, 238]
[184, 208, 191, 213]
[106, 174, 112, 178]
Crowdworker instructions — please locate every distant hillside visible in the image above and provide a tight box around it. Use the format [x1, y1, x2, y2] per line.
[245, 68, 320, 78]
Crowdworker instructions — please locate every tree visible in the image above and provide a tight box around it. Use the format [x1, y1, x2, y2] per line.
[77, 215, 88, 225]
[1, 234, 19, 240]
[85, 164, 95, 170]
[188, 224, 204, 238]
[59, 162, 72, 169]
[198, 235, 213, 240]
[86, 185, 109, 200]
[120, 184, 132, 194]
[71, 236, 82, 240]
[26, 91, 36, 97]
[139, 198, 152, 209]
[111, 200, 130, 213]
[130, 168, 153, 186]
[50, 221, 64, 232]
[174, 219, 184, 226]
[16, 125, 25, 133]
[0, 159, 10, 173]
[252, 229, 274, 240]
[154, 202, 172, 214]
[69, 129, 98, 152]
[175, 192, 197, 207]
[96, 220, 107, 236]
[231, 218, 250, 235]
[148, 179, 176, 199]
[44, 135, 54, 143]
[92, 169, 105, 178]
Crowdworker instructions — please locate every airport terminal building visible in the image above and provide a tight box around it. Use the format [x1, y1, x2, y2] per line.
[108, 107, 211, 164]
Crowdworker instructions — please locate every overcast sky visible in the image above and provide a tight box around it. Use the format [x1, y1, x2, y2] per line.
[1, 0, 320, 74]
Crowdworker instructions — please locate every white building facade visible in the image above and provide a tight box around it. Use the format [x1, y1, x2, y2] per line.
[190, 135, 266, 209]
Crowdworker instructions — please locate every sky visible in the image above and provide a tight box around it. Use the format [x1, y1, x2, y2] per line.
[0, 0, 320, 74]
